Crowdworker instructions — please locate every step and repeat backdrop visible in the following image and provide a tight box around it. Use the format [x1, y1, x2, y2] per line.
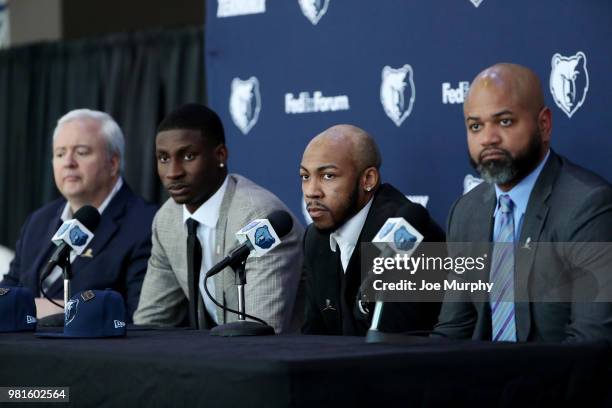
[205, 0, 612, 227]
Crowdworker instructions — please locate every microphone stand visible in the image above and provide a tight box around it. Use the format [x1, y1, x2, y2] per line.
[210, 258, 275, 337]
[62, 252, 72, 307]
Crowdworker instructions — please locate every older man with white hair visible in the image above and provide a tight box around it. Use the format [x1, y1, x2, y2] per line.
[1, 109, 157, 321]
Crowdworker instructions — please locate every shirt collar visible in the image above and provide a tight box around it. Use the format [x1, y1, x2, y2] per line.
[60, 177, 123, 222]
[183, 175, 229, 228]
[494, 149, 550, 217]
[329, 198, 373, 252]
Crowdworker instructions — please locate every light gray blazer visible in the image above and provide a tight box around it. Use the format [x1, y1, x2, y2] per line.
[134, 174, 304, 333]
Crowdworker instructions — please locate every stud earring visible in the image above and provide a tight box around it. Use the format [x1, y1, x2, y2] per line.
[219, 163, 225, 168]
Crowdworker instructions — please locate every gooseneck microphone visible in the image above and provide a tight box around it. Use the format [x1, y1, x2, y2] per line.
[40, 205, 101, 306]
[205, 210, 293, 337]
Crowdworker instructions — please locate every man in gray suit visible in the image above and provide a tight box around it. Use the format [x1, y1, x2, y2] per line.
[434, 63, 612, 342]
[134, 104, 303, 333]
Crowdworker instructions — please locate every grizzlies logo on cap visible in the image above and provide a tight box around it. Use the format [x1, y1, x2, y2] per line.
[254, 225, 276, 249]
[394, 226, 417, 251]
[65, 298, 79, 326]
[69, 226, 88, 246]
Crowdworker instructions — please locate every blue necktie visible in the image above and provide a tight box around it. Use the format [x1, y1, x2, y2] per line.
[490, 194, 517, 342]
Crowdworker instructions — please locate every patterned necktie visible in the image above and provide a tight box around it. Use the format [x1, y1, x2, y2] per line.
[186, 219, 201, 329]
[490, 194, 517, 342]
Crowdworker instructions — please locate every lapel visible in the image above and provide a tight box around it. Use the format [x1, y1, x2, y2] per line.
[213, 175, 237, 324]
[514, 152, 559, 341]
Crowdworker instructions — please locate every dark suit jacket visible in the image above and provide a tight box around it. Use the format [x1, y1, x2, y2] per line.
[302, 183, 445, 336]
[1, 183, 157, 321]
[434, 151, 612, 342]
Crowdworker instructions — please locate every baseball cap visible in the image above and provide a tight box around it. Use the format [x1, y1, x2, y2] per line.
[0, 286, 37, 332]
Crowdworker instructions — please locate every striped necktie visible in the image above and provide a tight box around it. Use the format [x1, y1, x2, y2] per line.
[490, 194, 517, 342]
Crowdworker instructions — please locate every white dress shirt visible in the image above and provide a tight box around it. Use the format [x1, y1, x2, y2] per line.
[182, 175, 229, 324]
[329, 198, 373, 272]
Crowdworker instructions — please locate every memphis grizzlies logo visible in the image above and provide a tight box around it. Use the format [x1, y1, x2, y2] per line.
[549, 52, 589, 118]
[380, 65, 416, 127]
[229, 76, 261, 135]
[377, 222, 396, 240]
[469, 0, 484, 7]
[394, 226, 417, 251]
[69, 226, 88, 246]
[65, 298, 79, 326]
[298, 0, 329, 25]
[254, 225, 276, 249]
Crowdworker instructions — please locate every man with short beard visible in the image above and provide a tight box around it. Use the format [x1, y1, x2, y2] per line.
[434, 63, 612, 342]
[300, 124, 444, 335]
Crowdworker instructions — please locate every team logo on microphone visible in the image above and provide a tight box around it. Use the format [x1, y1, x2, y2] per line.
[380, 64, 416, 127]
[298, 0, 329, 25]
[394, 226, 417, 251]
[229, 76, 261, 135]
[377, 222, 396, 240]
[69, 226, 88, 246]
[65, 298, 79, 326]
[550, 52, 589, 118]
[469, 0, 484, 7]
[254, 225, 276, 249]
[57, 223, 70, 236]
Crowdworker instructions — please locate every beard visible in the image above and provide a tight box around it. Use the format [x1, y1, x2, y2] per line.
[470, 131, 544, 186]
[315, 179, 361, 234]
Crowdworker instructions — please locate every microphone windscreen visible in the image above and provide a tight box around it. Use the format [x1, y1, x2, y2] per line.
[73, 205, 101, 232]
[395, 202, 430, 232]
[267, 210, 293, 238]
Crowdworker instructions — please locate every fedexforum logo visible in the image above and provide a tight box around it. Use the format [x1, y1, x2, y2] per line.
[469, 0, 484, 7]
[285, 91, 349, 114]
[298, 0, 329, 25]
[229, 77, 261, 135]
[217, 0, 266, 18]
[380, 64, 416, 127]
[549, 52, 589, 118]
[442, 81, 470, 104]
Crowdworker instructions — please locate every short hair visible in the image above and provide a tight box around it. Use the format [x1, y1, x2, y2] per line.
[53, 109, 125, 172]
[157, 103, 225, 146]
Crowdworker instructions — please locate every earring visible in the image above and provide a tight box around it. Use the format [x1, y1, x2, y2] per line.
[365, 186, 372, 192]
[219, 163, 225, 168]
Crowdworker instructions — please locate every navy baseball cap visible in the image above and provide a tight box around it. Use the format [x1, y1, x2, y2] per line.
[37, 289, 127, 338]
[0, 286, 37, 332]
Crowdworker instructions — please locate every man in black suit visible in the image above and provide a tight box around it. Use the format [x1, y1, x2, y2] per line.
[300, 124, 444, 335]
[434, 63, 612, 342]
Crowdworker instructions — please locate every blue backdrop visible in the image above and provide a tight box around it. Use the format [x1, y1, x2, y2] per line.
[205, 0, 612, 227]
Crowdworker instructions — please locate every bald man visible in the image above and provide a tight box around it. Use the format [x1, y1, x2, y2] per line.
[300, 124, 444, 335]
[434, 63, 612, 342]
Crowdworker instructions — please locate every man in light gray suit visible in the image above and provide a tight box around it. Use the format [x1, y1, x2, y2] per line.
[134, 104, 303, 333]
[433, 63, 612, 342]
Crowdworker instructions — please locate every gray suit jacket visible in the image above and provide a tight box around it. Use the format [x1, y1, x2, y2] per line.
[134, 174, 304, 333]
[434, 151, 612, 342]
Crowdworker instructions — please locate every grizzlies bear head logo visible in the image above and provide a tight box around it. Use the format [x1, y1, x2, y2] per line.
[229, 76, 261, 135]
[254, 225, 276, 249]
[550, 52, 589, 118]
[298, 0, 330, 25]
[377, 222, 396, 240]
[380, 64, 416, 127]
[64, 298, 79, 326]
[469, 0, 484, 7]
[394, 226, 417, 251]
[69, 226, 88, 246]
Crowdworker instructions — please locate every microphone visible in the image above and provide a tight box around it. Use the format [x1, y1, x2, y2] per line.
[40, 205, 101, 305]
[205, 210, 293, 278]
[365, 203, 430, 332]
